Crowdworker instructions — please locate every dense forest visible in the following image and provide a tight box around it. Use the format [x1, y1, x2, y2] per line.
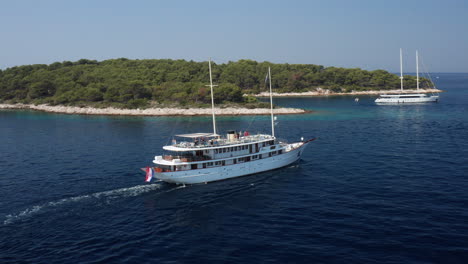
[0, 58, 432, 108]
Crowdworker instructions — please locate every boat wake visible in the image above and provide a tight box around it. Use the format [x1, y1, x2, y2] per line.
[3, 183, 167, 226]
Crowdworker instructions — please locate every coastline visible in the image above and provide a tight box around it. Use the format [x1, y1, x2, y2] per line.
[253, 88, 443, 97]
[0, 103, 309, 116]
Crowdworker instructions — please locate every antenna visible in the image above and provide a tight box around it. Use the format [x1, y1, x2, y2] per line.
[268, 67, 275, 138]
[206, 59, 218, 136]
[400, 48, 404, 91]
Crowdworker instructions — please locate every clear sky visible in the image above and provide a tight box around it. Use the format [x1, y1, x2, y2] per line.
[1, 0, 467, 72]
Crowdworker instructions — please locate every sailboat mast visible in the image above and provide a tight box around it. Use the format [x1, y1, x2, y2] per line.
[208, 59, 217, 136]
[416, 50, 419, 90]
[400, 48, 404, 91]
[268, 67, 275, 138]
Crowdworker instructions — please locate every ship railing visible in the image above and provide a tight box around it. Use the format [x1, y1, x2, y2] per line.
[163, 155, 211, 162]
[173, 135, 273, 149]
[154, 167, 171, 173]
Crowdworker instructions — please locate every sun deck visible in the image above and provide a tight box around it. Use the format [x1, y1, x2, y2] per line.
[163, 134, 275, 151]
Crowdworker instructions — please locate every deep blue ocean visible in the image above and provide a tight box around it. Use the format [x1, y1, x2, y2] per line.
[1, 73, 468, 263]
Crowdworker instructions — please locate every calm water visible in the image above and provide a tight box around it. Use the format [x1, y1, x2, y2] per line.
[1, 73, 468, 263]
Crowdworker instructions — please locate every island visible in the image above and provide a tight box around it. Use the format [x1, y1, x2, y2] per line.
[0, 58, 441, 116]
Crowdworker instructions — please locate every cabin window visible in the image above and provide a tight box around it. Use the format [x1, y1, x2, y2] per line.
[215, 149, 218, 154]
[278, 150, 283, 154]
[271, 146, 276, 150]
[203, 163, 207, 168]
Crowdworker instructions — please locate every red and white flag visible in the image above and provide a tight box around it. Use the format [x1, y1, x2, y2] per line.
[145, 167, 153, 182]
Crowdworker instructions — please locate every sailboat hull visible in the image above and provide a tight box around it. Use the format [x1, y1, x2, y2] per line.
[154, 141, 310, 184]
[375, 95, 439, 104]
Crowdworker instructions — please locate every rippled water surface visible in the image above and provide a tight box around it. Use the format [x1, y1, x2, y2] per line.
[1, 73, 468, 263]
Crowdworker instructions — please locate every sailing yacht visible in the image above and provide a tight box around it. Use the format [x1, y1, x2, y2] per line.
[375, 49, 439, 104]
[144, 60, 315, 184]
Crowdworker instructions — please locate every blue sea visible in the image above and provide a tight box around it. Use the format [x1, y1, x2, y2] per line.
[1, 73, 468, 263]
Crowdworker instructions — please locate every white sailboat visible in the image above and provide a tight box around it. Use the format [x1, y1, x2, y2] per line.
[375, 49, 439, 104]
[143, 60, 315, 185]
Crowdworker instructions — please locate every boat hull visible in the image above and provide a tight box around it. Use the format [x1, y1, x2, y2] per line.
[375, 96, 439, 104]
[153, 141, 310, 184]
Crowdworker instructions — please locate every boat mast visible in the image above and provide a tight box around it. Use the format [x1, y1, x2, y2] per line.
[416, 50, 419, 90]
[400, 48, 404, 91]
[207, 59, 218, 136]
[268, 67, 275, 138]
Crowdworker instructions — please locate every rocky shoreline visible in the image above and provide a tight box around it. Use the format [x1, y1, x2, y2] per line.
[0, 103, 308, 116]
[253, 88, 443, 97]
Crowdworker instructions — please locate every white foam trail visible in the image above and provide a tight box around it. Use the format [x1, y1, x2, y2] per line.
[3, 184, 163, 225]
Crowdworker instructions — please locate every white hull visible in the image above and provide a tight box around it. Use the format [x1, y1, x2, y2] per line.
[375, 95, 439, 104]
[154, 142, 309, 184]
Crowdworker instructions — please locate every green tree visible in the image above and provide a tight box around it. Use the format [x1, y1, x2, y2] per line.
[28, 80, 55, 99]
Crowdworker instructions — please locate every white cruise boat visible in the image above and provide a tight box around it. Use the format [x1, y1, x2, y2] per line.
[144, 60, 315, 185]
[375, 49, 439, 104]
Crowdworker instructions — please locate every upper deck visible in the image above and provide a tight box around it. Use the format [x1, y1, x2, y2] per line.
[163, 133, 275, 152]
[378, 94, 427, 98]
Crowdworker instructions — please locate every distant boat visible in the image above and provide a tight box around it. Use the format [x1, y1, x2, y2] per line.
[143, 60, 315, 185]
[375, 49, 439, 104]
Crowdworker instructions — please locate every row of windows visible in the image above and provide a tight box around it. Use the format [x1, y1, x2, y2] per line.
[170, 149, 283, 171]
[211, 140, 275, 154]
[213, 145, 249, 154]
[203, 150, 282, 168]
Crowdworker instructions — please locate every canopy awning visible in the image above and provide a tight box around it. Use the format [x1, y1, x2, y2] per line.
[175, 133, 219, 138]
